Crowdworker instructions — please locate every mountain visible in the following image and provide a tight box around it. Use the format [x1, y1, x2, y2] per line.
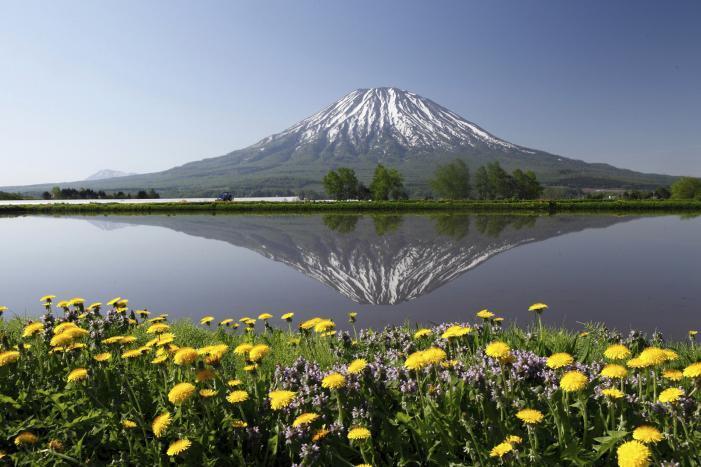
[3, 87, 675, 196]
[85, 169, 136, 181]
[79, 213, 632, 305]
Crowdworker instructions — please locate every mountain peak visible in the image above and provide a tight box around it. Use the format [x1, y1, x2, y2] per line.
[85, 169, 136, 181]
[261, 87, 520, 154]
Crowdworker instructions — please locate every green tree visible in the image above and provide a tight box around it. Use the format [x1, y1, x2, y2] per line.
[474, 166, 492, 199]
[369, 164, 406, 200]
[670, 177, 701, 199]
[323, 167, 361, 200]
[486, 162, 514, 199]
[322, 214, 360, 233]
[512, 169, 543, 199]
[51, 186, 62, 200]
[430, 159, 471, 199]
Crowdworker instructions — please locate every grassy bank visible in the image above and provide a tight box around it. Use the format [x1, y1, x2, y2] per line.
[1, 199, 701, 215]
[1, 299, 700, 465]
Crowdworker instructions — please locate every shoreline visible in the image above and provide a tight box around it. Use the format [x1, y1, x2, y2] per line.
[1, 199, 701, 215]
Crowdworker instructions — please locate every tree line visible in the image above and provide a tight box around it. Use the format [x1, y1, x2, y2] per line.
[323, 160, 543, 201]
[43, 186, 161, 200]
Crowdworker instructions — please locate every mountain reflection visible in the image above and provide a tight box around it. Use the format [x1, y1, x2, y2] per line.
[82, 213, 630, 305]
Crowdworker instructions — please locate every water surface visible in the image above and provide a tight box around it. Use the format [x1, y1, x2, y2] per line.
[1, 213, 699, 338]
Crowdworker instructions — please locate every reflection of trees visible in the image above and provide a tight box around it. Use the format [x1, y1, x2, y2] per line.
[322, 215, 361, 234]
[371, 215, 404, 236]
[432, 215, 470, 239]
[474, 215, 538, 237]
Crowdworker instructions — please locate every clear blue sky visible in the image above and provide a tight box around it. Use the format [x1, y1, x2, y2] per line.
[1, 0, 699, 186]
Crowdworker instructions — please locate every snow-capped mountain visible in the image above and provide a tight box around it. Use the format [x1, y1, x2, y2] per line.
[253, 87, 524, 155]
[3, 87, 673, 196]
[85, 169, 135, 181]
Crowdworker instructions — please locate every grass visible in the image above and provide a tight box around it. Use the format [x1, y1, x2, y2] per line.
[1, 199, 701, 215]
[1, 299, 700, 465]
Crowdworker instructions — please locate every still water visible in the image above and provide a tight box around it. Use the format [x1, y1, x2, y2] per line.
[1, 213, 699, 338]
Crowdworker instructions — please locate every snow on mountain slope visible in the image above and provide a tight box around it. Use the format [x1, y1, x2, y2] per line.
[85, 169, 135, 181]
[253, 87, 527, 154]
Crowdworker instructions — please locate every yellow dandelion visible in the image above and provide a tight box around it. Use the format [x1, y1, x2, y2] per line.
[22, 322, 44, 338]
[168, 382, 196, 405]
[173, 347, 198, 365]
[147, 323, 170, 334]
[404, 347, 447, 370]
[528, 302, 548, 313]
[321, 372, 346, 390]
[314, 319, 336, 333]
[227, 379, 243, 387]
[40, 294, 56, 302]
[200, 316, 214, 325]
[199, 389, 217, 398]
[663, 369, 683, 381]
[683, 362, 701, 378]
[244, 364, 258, 372]
[268, 390, 296, 410]
[122, 347, 148, 359]
[226, 390, 250, 404]
[516, 408, 544, 425]
[281, 312, 295, 321]
[347, 427, 371, 441]
[312, 428, 330, 442]
[441, 325, 471, 339]
[232, 419, 248, 428]
[166, 439, 191, 456]
[658, 387, 684, 403]
[14, 431, 38, 446]
[602, 388, 625, 399]
[638, 347, 669, 367]
[233, 343, 254, 356]
[152, 412, 171, 438]
[632, 425, 663, 444]
[627, 357, 645, 369]
[490, 441, 513, 458]
[249, 344, 271, 362]
[122, 420, 137, 429]
[604, 344, 631, 360]
[546, 352, 574, 369]
[0, 350, 20, 367]
[505, 435, 523, 445]
[300, 317, 322, 330]
[50, 333, 75, 347]
[413, 328, 432, 339]
[485, 341, 511, 360]
[560, 371, 588, 392]
[258, 313, 273, 320]
[93, 352, 112, 362]
[617, 440, 650, 467]
[101, 335, 124, 345]
[600, 364, 628, 379]
[476, 309, 495, 320]
[663, 349, 679, 361]
[152, 354, 168, 364]
[292, 412, 320, 427]
[120, 336, 138, 345]
[347, 358, 367, 374]
[67, 368, 88, 383]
